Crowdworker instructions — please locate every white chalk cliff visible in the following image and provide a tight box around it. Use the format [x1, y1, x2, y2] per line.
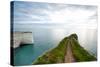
[13, 32, 34, 48]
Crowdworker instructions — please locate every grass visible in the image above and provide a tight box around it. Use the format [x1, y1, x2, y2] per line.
[33, 37, 68, 64]
[32, 33, 97, 64]
[71, 38, 97, 62]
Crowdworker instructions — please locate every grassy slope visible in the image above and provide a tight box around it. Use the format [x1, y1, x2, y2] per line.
[71, 38, 97, 62]
[33, 37, 68, 64]
[33, 34, 97, 64]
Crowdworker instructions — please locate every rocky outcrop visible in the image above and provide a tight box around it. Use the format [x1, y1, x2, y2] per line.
[12, 32, 34, 48]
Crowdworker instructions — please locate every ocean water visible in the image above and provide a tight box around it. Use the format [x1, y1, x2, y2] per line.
[14, 24, 97, 66]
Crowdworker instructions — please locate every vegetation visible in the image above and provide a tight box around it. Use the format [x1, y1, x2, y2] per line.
[71, 38, 97, 62]
[69, 33, 78, 40]
[33, 37, 68, 64]
[33, 33, 97, 64]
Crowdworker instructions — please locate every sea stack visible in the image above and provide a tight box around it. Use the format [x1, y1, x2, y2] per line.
[12, 32, 34, 48]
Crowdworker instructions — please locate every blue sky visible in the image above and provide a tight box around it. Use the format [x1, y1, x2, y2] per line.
[13, 1, 97, 28]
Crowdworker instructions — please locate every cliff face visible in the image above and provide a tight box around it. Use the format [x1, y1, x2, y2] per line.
[33, 33, 96, 64]
[12, 32, 34, 48]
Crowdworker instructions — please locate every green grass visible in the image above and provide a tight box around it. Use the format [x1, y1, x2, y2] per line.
[33, 37, 68, 64]
[32, 33, 97, 64]
[71, 38, 97, 62]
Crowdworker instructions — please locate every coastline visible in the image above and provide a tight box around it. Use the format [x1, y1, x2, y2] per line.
[12, 32, 34, 48]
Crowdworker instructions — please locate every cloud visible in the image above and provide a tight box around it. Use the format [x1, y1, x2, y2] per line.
[13, 1, 97, 28]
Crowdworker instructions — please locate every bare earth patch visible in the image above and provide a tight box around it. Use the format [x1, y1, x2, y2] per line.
[64, 41, 75, 63]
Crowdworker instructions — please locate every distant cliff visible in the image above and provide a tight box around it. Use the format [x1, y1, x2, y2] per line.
[12, 32, 34, 48]
[33, 33, 97, 64]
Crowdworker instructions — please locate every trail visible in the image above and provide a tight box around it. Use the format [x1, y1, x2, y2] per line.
[64, 40, 76, 63]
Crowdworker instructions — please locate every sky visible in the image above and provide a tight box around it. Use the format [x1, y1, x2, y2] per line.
[12, 1, 97, 29]
[12, 1, 97, 57]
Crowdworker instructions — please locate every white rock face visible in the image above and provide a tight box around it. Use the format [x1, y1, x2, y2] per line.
[13, 32, 34, 48]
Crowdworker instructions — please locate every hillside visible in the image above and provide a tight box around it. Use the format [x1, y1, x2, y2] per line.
[33, 33, 97, 64]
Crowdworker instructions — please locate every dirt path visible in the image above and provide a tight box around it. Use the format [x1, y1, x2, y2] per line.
[64, 40, 75, 63]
